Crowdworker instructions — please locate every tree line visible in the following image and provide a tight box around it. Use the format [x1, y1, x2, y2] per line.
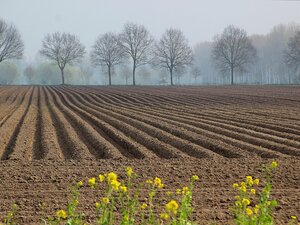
[1, 18, 300, 85]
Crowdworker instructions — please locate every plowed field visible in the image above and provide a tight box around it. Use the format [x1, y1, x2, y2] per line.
[0, 85, 299, 224]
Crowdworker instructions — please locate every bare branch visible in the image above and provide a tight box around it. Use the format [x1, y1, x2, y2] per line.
[39, 32, 85, 84]
[90, 33, 124, 85]
[284, 31, 300, 71]
[119, 23, 153, 85]
[211, 25, 257, 84]
[154, 28, 193, 85]
[0, 19, 24, 63]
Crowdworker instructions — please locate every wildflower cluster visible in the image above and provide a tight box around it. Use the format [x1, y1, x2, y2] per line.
[158, 174, 199, 224]
[231, 161, 279, 225]
[90, 167, 199, 225]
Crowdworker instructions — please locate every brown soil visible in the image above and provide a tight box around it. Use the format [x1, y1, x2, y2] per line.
[0, 85, 299, 224]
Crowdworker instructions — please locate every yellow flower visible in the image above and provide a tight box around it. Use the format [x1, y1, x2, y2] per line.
[253, 179, 259, 185]
[242, 198, 251, 206]
[232, 183, 239, 188]
[140, 203, 147, 210]
[246, 176, 253, 183]
[77, 181, 83, 187]
[56, 210, 67, 219]
[120, 185, 127, 193]
[102, 197, 110, 205]
[246, 208, 253, 216]
[241, 182, 246, 188]
[166, 200, 179, 214]
[98, 174, 105, 182]
[270, 161, 278, 168]
[88, 177, 96, 188]
[182, 186, 189, 194]
[160, 213, 170, 220]
[192, 175, 199, 181]
[154, 177, 162, 186]
[110, 180, 120, 191]
[291, 216, 297, 220]
[246, 176, 253, 187]
[183, 189, 191, 196]
[239, 186, 247, 192]
[95, 202, 101, 209]
[250, 189, 256, 194]
[126, 167, 133, 177]
[107, 172, 117, 182]
[176, 189, 182, 195]
[158, 183, 164, 189]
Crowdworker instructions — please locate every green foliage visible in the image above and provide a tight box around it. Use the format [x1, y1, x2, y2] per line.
[0, 62, 20, 84]
[231, 161, 279, 225]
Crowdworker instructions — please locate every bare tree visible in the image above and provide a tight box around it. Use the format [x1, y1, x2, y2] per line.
[284, 31, 300, 76]
[40, 32, 85, 85]
[191, 66, 201, 83]
[212, 25, 256, 85]
[154, 28, 193, 85]
[90, 33, 124, 85]
[0, 19, 24, 63]
[120, 23, 153, 85]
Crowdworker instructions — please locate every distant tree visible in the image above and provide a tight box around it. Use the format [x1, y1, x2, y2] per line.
[79, 65, 93, 85]
[157, 69, 169, 85]
[120, 23, 153, 85]
[191, 66, 201, 83]
[90, 33, 124, 85]
[212, 25, 257, 85]
[119, 65, 132, 85]
[39, 32, 85, 84]
[24, 65, 36, 83]
[284, 31, 300, 75]
[0, 19, 24, 63]
[154, 28, 193, 85]
[0, 62, 19, 84]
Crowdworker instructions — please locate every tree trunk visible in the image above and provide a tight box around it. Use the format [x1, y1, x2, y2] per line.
[60, 68, 65, 85]
[230, 66, 234, 85]
[132, 61, 136, 86]
[108, 66, 112, 86]
[170, 68, 173, 86]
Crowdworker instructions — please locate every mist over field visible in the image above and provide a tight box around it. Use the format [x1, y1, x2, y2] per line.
[1, 0, 300, 85]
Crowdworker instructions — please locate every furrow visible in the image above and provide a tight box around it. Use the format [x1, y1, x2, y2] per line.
[1, 87, 34, 160]
[48, 87, 123, 159]
[38, 86, 62, 160]
[56, 87, 185, 159]
[50, 87, 149, 159]
[73, 89, 282, 158]
[43, 87, 91, 160]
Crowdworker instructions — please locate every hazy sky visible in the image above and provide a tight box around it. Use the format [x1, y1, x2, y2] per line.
[1, 0, 300, 60]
